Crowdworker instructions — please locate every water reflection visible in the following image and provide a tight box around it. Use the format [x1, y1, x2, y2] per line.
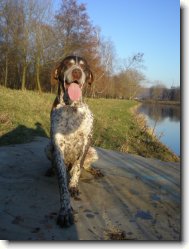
[137, 103, 180, 156]
[137, 103, 180, 122]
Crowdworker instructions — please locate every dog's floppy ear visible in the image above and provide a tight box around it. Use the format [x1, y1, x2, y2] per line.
[50, 64, 62, 86]
[86, 70, 94, 85]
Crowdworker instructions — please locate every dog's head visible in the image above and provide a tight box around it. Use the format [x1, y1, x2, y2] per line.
[52, 55, 93, 105]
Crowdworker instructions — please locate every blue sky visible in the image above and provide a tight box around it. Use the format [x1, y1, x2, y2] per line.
[54, 0, 180, 87]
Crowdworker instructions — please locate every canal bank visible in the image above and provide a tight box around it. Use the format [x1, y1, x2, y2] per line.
[129, 103, 180, 163]
[136, 102, 180, 156]
[87, 98, 180, 163]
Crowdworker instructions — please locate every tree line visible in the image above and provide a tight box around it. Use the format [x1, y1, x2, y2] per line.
[149, 85, 180, 101]
[0, 0, 178, 100]
[139, 84, 180, 102]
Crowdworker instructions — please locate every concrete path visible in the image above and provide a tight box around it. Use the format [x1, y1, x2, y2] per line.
[0, 137, 180, 241]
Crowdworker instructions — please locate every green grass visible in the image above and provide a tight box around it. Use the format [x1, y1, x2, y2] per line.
[0, 86, 179, 162]
[0, 87, 54, 145]
[85, 98, 135, 150]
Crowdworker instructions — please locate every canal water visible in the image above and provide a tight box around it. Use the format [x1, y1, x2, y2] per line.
[137, 103, 180, 156]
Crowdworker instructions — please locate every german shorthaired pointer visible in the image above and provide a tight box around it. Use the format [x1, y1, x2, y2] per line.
[45, 55, 103, 228]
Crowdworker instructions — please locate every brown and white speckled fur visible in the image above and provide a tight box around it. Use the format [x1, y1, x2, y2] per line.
[45, 56, 102, 228]
[50, 101, 98, 227]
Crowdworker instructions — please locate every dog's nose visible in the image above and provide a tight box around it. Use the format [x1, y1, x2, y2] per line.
[72, 68, 82, 80]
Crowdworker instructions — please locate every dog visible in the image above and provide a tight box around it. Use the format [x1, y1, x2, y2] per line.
[45, 55, 103, 228]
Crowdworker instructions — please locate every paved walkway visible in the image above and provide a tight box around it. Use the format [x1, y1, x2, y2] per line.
[0, 137, 180, 240]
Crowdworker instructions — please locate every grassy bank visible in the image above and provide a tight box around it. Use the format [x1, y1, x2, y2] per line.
[86, 98, 179, 162]
[0, 86, 179, 162]
[0, 87, 54, 145]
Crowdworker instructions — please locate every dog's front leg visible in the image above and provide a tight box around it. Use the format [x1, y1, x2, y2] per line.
[69, 162, 81, 197]
[53, 147, 74, 227]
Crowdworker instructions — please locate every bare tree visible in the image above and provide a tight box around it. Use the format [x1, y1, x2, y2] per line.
[149, 82, 166, 100]
[0, 0, 147, 99]
[0, 0, 21, 87]
[55, 0, 97, 59]
[92, 33, 115, 97]
[110, 53, 145, 99]
[120, 52, 144, 71]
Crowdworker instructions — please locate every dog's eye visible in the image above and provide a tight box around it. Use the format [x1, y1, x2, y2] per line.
[66, 59, 75, 68]
[79, 61, 86, 69]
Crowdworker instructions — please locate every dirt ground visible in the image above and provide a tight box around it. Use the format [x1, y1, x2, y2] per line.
[0, 137, 180, 241]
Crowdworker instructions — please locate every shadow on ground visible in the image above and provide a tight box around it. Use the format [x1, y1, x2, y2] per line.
[0, 137, 78, 240]
[0, 122, 48, 146]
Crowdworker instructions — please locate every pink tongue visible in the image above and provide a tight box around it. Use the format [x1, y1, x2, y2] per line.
[68, 83, 82, 101]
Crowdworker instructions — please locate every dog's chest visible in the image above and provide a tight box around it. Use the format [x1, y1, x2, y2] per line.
[51, 104, 93, 164]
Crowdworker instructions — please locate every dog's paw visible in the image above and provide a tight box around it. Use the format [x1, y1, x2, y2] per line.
[94, 168, 104, 178]
[88, 167, 104, 178]
[57, 208, 74, 228]
[69, 186, 80, 198]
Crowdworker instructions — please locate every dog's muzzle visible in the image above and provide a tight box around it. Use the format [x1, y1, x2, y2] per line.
[72, 68, 82, 81]
[62, 65, 85, 105]
[64, 65, 86, 85]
